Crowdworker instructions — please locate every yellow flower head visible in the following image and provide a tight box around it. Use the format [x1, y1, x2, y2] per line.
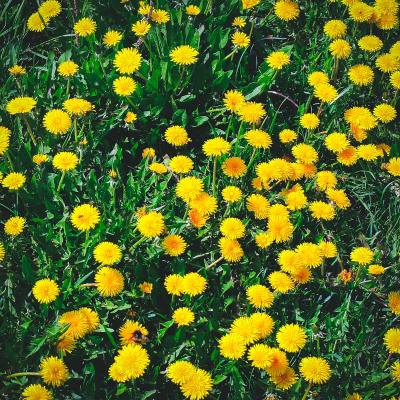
[299, 356, 331, 384]
[276, 323, 307, 352]
[186, 5, 201, 15]
[32, 278, 59, 304]
[182, 272, 207, 296]
[176, 176, 204, 202]
[132, 20, 151, 36]
[112, 343, 150, 380]
[266, 51, 290, 70]
[163, 234, 187, 256]
[43, 109, 72, 135]
[165, 125, 190, 146]
[95, 267, 124, 297]
[74, 17, 96, 37]
[244, 129, 272, 148]
[238, 101, 266, 124]
[350, 247, 374, 265]
[119, 320, 148, 345]
[114, 48, 142, 74]
[222, 186, 242, 202]
[232, 31, 250, 48]
[169, 155, 194, 174]
[219, 332, 246, 359]
[180, 368, 213, 400]
[52, 152, 78, 172]
[39, 356, 69, 387]
[324, 19, 347, 38]
[113, 76, 137, 96]
[172, 307, 195, 326]
[219, 237, 244, 262]
[103, 30, 122, 46]
[5, 216, 25, 236]
[384, 327, 400, 353]
[39, 0, 62, 18]
[9, 65, 26, 75]
[93, 241, 122, 265]
[63, 98, 94, 116]
[246, 284, 274, 308]
[164, 274, 185, 295]
[22, 384, 53, 400]
[170, 45, 199, 65]
[58, 60, 79, 77]
[137, 211, 165, 237]
[167, 360, 196, 384]
[274, 0, 300, 21]
[223, 89, 245, 113]
[6, 97, 36, 114]
[27, 12, 50, 32]
[2, 172, 25, 190]
[70, 203, 100, 231]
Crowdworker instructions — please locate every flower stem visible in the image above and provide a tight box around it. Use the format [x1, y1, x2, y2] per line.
[206, 256, 223, 270]
[7, 371, 40, 379]
[6, 151, 14, 171]
[382, 354, 391, 369]
[212, 157, 217, 197]
[66, 78, 70, 98]
[22, 115, 37, 146]
[247, 148, 257, 172]
[130, 236, 147, 253]
[80, 283, 97, 288]
[73, 118, 78, 143]
[57, 171, 66, 192]
[301, 382, 312, 400]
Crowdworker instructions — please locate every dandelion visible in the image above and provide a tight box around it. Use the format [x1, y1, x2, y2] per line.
[276, 323, 307, 352]
[93, 242, 122, 265]
[163, 235, 187, 256]
[103, 30, 122, 46]
[22, 384, 53, 400]
[165, 125, 190, 146]
[2, 172, 25, 190]
[274, 0, 300, 21]
[299, 356, 331, 384]
[70, 204, 100, 231]
[113, 76, 137, 96]
[32, 279, 59, 304]
[4, 216, 25, 236]
[266, 51, 290, 70]
[74, 17, 96, 37]
[246, 284, 274, 308]
[39, 356, 69, 387]
[170, 45, 199, 65]
[95, 267, 124, 297]
[172, 307, 195, 326]
[114, 48, 142, 74]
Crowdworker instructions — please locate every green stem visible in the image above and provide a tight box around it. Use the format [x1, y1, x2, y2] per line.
[206, 256, 223, 270]
[392, 89, 398, 106]
[174, 67, 185, 93]
[73, 118, 78, 143]
[22, 115, 37, 146]
[6, 152, 14, 171]
[7, 372, 40, 379]
[126, 96, 136, 108]
[129, 236, 147, 253]
[57, 171, 66, 192]
[382, 354, 391, 369]
[247, 148, 257, 171]
[224, 49, 237, 61]
[66, 78, 70, 97]
[212, 157, 217, 197]
[331, 57, 339, 82]
[301, 382, 312, 400]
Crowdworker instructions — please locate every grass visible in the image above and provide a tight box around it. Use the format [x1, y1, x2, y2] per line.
[0, 0, 400, 399]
